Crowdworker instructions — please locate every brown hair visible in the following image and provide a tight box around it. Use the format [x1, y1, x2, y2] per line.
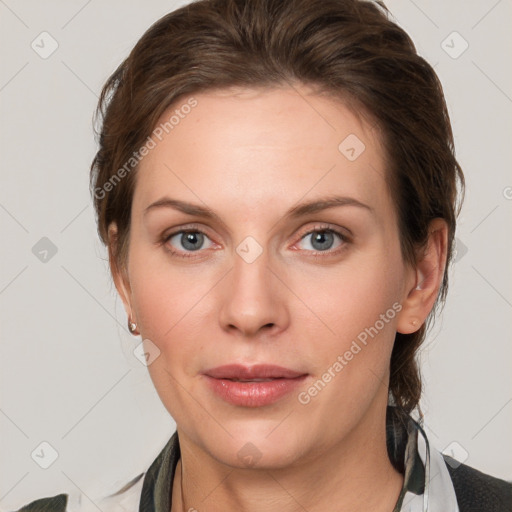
[90, 0, 464, 416]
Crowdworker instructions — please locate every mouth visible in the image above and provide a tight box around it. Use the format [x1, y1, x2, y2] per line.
[202, 364, 308, 407]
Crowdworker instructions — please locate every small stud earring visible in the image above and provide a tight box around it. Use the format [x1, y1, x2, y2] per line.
[128, 318, 139, 335]
[411, 319, 418, 327]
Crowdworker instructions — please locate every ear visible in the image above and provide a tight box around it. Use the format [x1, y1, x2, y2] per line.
[107, 223, 135, 322]
[396, 218, 449, 334]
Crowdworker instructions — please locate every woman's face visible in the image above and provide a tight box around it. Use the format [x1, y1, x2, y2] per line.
[116, 85, 417, 468]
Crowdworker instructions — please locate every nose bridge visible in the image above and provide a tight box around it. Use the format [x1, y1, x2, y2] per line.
[218, 238, 288, 337]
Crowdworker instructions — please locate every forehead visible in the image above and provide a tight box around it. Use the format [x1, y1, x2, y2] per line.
[133, 85, 392, 221]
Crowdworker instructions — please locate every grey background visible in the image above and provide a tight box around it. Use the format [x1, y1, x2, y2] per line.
[1, 0, 511, 509]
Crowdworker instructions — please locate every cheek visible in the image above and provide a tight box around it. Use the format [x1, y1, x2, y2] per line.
[294, 262, 403, 426]
[295, 253, 403, 343]
[128, 248, 218, 365]
[133, 281, 194, 339]
[292, 251, 405, 407]
[127, 254, 215, 416]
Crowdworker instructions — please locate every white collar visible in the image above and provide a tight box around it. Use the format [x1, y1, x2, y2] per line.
[399, 420, 459, 512]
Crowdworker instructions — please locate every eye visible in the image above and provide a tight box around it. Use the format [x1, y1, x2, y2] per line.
[295, 224, 349, 255]
[161, 223, 350, 259]
[163, 227, 215, 258]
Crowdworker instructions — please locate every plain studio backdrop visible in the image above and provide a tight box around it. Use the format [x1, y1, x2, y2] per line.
[0, 0, 511, 509]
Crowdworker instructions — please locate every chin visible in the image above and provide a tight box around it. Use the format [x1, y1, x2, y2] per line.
[200, 420, 306, 470]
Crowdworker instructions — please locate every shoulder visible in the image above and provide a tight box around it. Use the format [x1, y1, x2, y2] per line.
[11, 472, 145, 512]
[443, 455, 512, 512]
[10, 433, 178, 512]
[12, 493, 68, 511]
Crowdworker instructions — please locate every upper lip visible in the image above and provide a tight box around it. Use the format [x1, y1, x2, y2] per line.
[203, 364, 307, 379]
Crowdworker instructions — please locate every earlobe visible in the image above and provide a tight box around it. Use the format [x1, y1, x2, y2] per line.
[396, 219, 448, 334]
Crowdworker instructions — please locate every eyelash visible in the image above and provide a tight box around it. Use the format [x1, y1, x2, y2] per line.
[160, 223, 350, 259]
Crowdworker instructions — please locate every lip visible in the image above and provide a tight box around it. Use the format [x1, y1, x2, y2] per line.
[203, 364, 306, 380]
[202, 364, 308, 407]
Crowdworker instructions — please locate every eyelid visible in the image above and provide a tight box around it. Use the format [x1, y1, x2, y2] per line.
[294, 222, 351, 241]
[162, 222, 212, 239]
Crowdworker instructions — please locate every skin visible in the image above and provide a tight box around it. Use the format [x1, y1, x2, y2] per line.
[110, 84, 448, 512]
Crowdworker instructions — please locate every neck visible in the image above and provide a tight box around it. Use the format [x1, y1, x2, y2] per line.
[171, 403, 404, 512]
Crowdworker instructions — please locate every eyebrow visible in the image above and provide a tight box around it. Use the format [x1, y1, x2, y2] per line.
[143, 195, 374, 221]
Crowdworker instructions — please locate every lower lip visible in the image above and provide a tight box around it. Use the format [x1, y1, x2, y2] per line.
[203, 375, 308, 407]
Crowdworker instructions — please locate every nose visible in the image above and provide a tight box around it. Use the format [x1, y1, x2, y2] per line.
[218, 248, 289, 339]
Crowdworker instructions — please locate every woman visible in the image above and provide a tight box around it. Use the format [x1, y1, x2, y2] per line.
[14, 0, 511, 511]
